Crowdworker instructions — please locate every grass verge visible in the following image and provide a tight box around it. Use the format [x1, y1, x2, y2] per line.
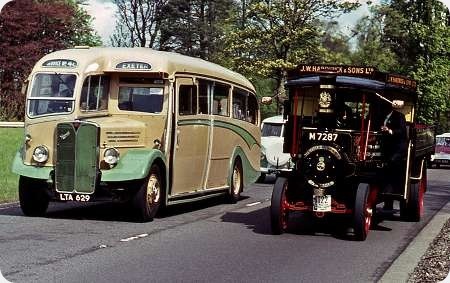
[0, 128, 23, 203]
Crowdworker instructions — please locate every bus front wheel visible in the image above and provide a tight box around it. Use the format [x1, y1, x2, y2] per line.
[18, 176, 49, 217]
[133, 165, 163, 222]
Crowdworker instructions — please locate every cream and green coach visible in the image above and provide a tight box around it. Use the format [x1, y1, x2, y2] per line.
[12, 47, 261, 221]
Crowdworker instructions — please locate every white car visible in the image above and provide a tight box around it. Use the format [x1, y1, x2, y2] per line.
[260, 115, 292, 180]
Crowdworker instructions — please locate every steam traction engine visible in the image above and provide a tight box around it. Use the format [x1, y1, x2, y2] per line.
[269, 65, 434, 240]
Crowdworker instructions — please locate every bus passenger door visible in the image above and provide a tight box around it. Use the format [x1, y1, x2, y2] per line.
[170, 78, 211, 195]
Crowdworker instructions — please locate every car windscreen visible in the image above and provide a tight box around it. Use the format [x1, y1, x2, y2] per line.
[28, 73, 76, 117]
[262, 123, 283, 137]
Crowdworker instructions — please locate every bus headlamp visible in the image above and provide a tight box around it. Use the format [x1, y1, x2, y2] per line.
[32, 146, 49, 163]
[104, 148, 120, 165]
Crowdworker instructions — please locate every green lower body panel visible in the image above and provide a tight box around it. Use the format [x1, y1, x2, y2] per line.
[55, 122, 99, 194]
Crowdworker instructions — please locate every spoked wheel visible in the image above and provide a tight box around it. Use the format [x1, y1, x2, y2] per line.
[18, 176, 49, 217]
[133, 165, 163, 222]
[270, 177, 289, 235]
[401, 166, 426, 222]
[228, 159, 243, 203]
[353, 183, 372, 241]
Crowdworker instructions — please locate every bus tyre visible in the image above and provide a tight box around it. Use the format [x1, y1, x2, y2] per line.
[228, 159, 243, 203]
[133, 165, 162, 222]
[18, 176, 49, 217]
[353, 183, 372, 241]
[270, 177, 289, 235]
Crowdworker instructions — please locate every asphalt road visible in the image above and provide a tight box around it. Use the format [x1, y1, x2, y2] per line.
[0, 169, 449, 283]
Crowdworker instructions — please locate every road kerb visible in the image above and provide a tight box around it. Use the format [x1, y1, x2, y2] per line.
[379, 201, 450, 282]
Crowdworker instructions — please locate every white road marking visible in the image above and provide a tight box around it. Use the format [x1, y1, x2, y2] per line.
[120, 233, 149, 242]
[246, 201, 261, 207]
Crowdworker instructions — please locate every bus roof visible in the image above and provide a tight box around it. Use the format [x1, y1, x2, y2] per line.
[30, 47, 255, 92]
[262, 115, 286, 124]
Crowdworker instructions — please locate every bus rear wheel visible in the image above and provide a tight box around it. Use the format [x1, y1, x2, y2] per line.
[19, 176, 49, 217]
[133, 165, 162, 222]
[228, 159, 242, 203]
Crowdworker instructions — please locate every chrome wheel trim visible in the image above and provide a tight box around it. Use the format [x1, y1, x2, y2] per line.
[232, 165, 241, 195]
[146, 174, 161, 206]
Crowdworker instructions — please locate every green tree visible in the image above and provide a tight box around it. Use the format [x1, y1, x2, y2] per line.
[159, 0, 235, 60]
[350, 10, 399, 71]
[380, 0, 450, 126]
[321, 21, 352, 65]
[223, 0, 359, 110]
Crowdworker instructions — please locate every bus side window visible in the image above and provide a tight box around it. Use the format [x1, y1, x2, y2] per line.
[198, 80, 211, 114]
[179, 85, 197, 115]
[247, 94, 258, 124]
[232, 88, 247, 121]
[213, 83, 229, 116]
[80, 75, 110, 111]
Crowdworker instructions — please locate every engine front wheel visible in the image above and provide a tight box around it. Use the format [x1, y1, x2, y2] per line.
[18, 176, 49, 217]
[353, 183, 372, 241]
[270, 177, 289, 235]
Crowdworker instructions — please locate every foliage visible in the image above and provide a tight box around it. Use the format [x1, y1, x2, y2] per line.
[223, 0, 359, 108]
[350, 1, 450, 128]
[0, 128, 22, 203]
[320, 21, 352, 65]
[0, 0, 101, 121]
[379, 0, 450, 126]
[350, 11, 399, 72]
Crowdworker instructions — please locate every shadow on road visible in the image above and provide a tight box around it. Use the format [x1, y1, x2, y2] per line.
[0, 195, 249, 223]
[220, 205, 419, 241]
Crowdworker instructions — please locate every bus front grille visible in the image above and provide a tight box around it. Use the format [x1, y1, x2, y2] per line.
[55, 122, 99, 194]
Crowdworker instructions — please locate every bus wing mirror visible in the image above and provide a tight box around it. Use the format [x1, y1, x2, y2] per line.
[261, 97, 272, 105]
[392, 100, 404, 109]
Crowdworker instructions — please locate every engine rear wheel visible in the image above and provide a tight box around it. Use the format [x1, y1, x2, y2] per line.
[19, 176, 49, 217]
[270, 177, 289, 235]
[353, 183, 372, 241]
[400, 173, 425, 222]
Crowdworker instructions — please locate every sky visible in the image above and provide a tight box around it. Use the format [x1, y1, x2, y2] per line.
[83, 0, 117, 44]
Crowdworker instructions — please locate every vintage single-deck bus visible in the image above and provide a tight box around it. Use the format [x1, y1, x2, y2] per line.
[12, 47, 261, 221]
